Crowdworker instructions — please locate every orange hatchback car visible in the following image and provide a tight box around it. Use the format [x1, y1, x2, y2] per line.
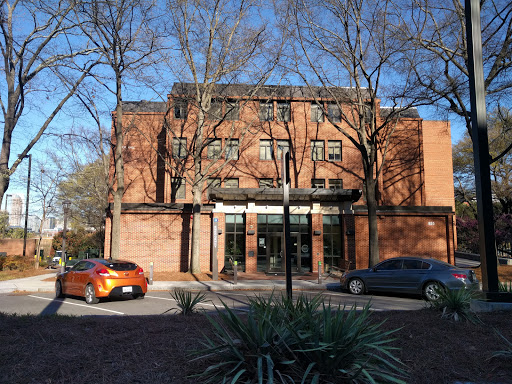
[55, 259, 147, 304]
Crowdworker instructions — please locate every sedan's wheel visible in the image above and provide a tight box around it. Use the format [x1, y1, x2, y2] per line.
[85, 283, 99, 304]
[134, 293, 145, 300]
[55, 281, 64, 299]
[424, 282, 443, 301]
[348, 278, 365, 295]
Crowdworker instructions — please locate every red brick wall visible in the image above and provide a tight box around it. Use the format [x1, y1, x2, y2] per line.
[107, 95, 456, 271]
[0, 239, 37, 257]
[354, 212, 453, 269]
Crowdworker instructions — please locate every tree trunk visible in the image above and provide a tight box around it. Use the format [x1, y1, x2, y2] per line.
[190, 182, 203, 273]
[365, 177, 380, 267]
[110, 78, 124, 260]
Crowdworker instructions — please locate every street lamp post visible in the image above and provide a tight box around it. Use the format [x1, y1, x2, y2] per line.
[60, 200, 71, 274]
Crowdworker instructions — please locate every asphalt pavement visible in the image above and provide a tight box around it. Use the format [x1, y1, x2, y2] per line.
[0, 269, 340, 294]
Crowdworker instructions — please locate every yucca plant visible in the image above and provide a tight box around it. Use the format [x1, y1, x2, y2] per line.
[493, 330, 512, 359]
[191, 293, 407, 383]
[169, 289, 207, 315]
[427, 287, 480, 323]
[498, 281, 512, 293]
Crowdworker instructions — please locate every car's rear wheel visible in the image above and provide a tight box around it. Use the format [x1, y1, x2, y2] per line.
[348, 278, 365, 295]
[55, 280, 64, 299]
[85, 283, 99, 304]
[423, 281, 443, 301]
[133, 293, 145, 300]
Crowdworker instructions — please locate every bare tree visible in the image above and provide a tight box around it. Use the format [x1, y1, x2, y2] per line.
[165, 0, 281, 273]
[400, 0, 512, 161]
[75, 0, 163, 259]
[29, 159, 62, 264]
[0, 0, 98, 205]
[287, 0, 421, 266]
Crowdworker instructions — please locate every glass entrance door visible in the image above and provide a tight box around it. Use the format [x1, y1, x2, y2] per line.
[267, 233, 283, 272]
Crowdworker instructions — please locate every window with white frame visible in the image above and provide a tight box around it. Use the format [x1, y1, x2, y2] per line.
[226, 139, 239, 160]
[328, 141, 342, 161]
[208, 178, 221, 189]
[311, 179, 325, 188]
[207, 139, 222, 159]
[171, 177, 186, 199]
[329, 179, 343, 191]
[224, 178, 239, 188]
[311, 140, 324, 161]
[259, 178, 274, 188]
[209, 100, 222, 120]
[276, 140, 290, 160]
[276, 102, 291, 122]
[172, 138, 187, 159]
[226, 99, 239, 121]
[311, 103, 324, 122]
[259, 102, 273, 121]
[260, 139, 273, 160]
[174, 99, 188, 119]
[328, 103, 341, 123]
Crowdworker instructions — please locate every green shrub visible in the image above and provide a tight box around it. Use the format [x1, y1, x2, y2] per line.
[498, 281, 512, 293]
[493, 330, 512, 359]
[427, 287, 479, 323]
[169, 289, 207, 315]
[192, 293, 407, 383]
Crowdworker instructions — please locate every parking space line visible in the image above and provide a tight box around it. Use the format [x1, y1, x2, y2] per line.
[28, 295, 125, 315]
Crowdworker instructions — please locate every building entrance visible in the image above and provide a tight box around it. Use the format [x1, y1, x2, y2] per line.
[257, 214, 311, 273]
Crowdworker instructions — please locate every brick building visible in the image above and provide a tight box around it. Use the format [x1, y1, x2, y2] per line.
[104, 83, 455, 273]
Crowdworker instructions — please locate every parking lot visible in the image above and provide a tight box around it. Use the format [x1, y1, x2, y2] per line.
[0, 289, 426, 316]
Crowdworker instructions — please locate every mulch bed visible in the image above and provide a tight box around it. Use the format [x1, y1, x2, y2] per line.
[1, 308, 511, 383]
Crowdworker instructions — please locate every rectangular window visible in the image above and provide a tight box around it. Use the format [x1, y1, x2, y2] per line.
[259, 102, 273, 121]
[171, 177, 186, 199]
[226, 139, 239, 160]
[276, 102, 291, 122]
[172, 138, 187, 159]
[260, 139, 273, 160]
[226, 99, 239, 121]
[323, 215, 341, 272]
[364, 104, 372, 125]
[224, 178, 239, 188]
[174, 99, 187, 119]
[276, 140, 290, 160]
[311, 140, 324, 161]
[259, 178, 274, 188]
[209, 100, 222, 120]
[311, 179, 325, 188]
[328, 140, 342, 161]
[329, 179, 343, 191]
[311, 103, 324, 122]
[208, 178, 221, 189]
[207, 139, 222, 159]
[225, 214, 245, 271]
[328, 103, 341, 123]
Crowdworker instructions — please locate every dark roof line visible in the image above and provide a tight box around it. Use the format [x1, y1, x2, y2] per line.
[170, 82, 371, 99]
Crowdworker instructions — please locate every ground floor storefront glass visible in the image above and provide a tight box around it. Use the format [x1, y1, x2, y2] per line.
[225, 214, 245, 271]
[323, 215, 342, 272]
[257, 214, 311, 273]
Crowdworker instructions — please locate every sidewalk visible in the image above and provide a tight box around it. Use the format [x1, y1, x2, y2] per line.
[0, 270, 341, 294]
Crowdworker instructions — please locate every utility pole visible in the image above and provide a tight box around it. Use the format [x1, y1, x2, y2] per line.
[465, 0, 499, 295]
[281, 147, 292, 299]
[21, 154, 31, 258]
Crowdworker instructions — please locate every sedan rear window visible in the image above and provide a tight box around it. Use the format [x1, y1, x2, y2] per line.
[98, 260, 138, 271]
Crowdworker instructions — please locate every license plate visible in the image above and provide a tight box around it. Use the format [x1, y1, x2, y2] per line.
[122, 286, 133, 293]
